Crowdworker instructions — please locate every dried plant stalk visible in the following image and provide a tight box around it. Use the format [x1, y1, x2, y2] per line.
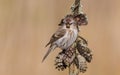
[55, 1, 92, 75]
[43, 0, 92, 75]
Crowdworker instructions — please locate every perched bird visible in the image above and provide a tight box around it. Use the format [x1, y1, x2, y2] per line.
[42, 14, 80, 62]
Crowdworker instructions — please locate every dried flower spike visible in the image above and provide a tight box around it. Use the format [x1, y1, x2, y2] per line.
[76, 36, 93, 63]
[43, 0, 93, 75]
[55, 47, 76, 71]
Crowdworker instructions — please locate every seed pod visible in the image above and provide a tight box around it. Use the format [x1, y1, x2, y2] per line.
[55, 47, 76, 71]
[76, 40, 93, 63]
[74, 54, 87, 73]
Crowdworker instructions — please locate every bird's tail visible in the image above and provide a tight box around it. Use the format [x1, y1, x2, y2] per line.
[42, 45, 57, 62]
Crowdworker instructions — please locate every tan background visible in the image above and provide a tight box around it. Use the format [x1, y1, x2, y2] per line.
[0, 0, 120, 75]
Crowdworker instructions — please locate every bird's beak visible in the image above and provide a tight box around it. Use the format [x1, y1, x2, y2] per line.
[66, 24, 70, 28]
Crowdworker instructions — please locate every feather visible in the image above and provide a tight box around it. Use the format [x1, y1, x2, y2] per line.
[45, 29, 66, 47]
[42, 45, 57, 62]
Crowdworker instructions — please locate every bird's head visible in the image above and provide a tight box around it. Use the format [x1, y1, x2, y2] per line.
[59, 15, 75, 28]
[59, 13, 88, 27]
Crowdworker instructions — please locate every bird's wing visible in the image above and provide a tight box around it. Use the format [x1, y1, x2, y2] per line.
[42, 28, 66, 62]
[45, 28, 66, 47]
[42, 45, 57, 62]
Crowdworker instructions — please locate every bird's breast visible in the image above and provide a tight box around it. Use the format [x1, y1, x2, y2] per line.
[55, 29, 78, 49]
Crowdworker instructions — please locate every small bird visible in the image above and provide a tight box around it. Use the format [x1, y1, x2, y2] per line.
[42, 15, 80, 62]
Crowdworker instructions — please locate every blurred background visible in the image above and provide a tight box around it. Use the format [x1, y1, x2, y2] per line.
[0, 0, 120, 75]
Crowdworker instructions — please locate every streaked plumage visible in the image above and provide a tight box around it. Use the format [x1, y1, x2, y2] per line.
[42, 15, 79, 62]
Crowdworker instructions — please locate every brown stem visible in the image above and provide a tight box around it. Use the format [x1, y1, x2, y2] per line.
[73, 0, 80, 15]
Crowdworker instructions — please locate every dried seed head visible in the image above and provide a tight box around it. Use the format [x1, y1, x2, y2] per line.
[76, 37, 93, 63]
[74, 13, 88, 26]
[55, 47, 76, 71]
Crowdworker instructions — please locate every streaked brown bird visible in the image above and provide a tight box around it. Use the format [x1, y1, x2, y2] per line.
[42, 14, 84, 62]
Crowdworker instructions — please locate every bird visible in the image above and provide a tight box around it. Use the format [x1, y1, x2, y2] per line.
[42, 14, 79, 62]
